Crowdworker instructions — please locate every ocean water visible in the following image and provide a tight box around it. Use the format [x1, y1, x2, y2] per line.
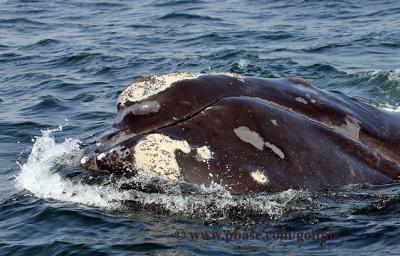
[1, 0, 400, 255]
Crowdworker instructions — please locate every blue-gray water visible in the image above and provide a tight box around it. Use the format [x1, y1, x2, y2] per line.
[1, 0, 400, 255]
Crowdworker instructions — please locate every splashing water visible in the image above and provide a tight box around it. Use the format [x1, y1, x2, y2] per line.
[14, 126, 310, 219]
[15, 126, 130, 209]
[380, 104, 400, 112]
[381, 107, 400, 112]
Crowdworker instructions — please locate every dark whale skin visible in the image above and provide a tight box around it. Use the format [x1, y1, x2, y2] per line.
[80, 73, 400, 193]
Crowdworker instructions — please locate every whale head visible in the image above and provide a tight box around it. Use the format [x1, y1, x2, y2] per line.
[79, 72, 245, 174]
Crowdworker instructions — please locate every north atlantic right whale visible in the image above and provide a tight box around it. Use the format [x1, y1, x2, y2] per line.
[79, 72, 400, 193]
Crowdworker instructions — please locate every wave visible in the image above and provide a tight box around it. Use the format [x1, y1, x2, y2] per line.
[0, 18, 45, 26]
[19, 39, 61, 51]
[352, 70, 400, 102]
[45, 52, 124, 69]
[126, 24, 156, 29]
[258, 32, 293, 40]
[160, 12, 221, 21]
[20, 95, 69, 114]
[304, 42, 353, 53]
[315, 69, 400, 104]
[153, 0, 206, 6]
[352, 69, 400, 82]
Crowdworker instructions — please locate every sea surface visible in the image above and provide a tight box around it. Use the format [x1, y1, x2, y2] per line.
[1, 0, 400, 255]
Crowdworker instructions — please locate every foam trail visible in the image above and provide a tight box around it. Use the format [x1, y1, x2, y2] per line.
[15, 126, 130, 208]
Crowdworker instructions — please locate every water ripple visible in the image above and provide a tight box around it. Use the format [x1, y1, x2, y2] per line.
[160, 12, 221, 21]
[1, 0, 400, 254]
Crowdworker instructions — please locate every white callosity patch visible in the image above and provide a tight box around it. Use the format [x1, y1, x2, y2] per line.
[118, 72, 246, 106]
[219, 72, 245, 81]
[295, 97, 308, 104]
[310, 99, 317, 104]
[195, 146, 213, 162]
[133, 133, 191, 181]
[288, 77, 310, 86]
[234, 126, 265, 150]
[335, 115, 361, 140]
[271, 119, 278, 126]
[96, 152, 106, 161]
[118, 72, 201, 106]
[80, 156, 89, 165]
[265, 141, 285, 159]
[250, 170, 269, 184]
[350, 167, 356, 177]
[234, 126, 286, 159]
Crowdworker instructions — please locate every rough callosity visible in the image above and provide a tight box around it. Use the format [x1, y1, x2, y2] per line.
[117, 72, 245, 107]
[118, 72, 201, 106]
[250, 170, 269, 184]
[288, 77, 311, 86]
[133, 133, 191, 181]
[195, 146, 213, 162]
[336, 115, 361, 141]
[295, 97, 308, 104]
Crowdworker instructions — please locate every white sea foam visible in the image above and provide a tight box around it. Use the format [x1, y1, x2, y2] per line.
[238, 58, 250, 70]
[388, 69, 400, 82]
[378, 103, 400, 113]
[15, 126, 309, 219]
[15, 126, 130, 209]
[381, 106, 400, 112]
[354, 69, 400, 82]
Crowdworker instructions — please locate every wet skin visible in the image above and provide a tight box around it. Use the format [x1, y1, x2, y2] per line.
[80, 74, 400, 193]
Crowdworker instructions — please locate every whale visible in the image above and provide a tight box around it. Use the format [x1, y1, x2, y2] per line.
[79, 72, 400, 193]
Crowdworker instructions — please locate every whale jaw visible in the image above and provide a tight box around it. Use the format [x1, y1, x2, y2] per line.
[79, 144, 134, 173]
